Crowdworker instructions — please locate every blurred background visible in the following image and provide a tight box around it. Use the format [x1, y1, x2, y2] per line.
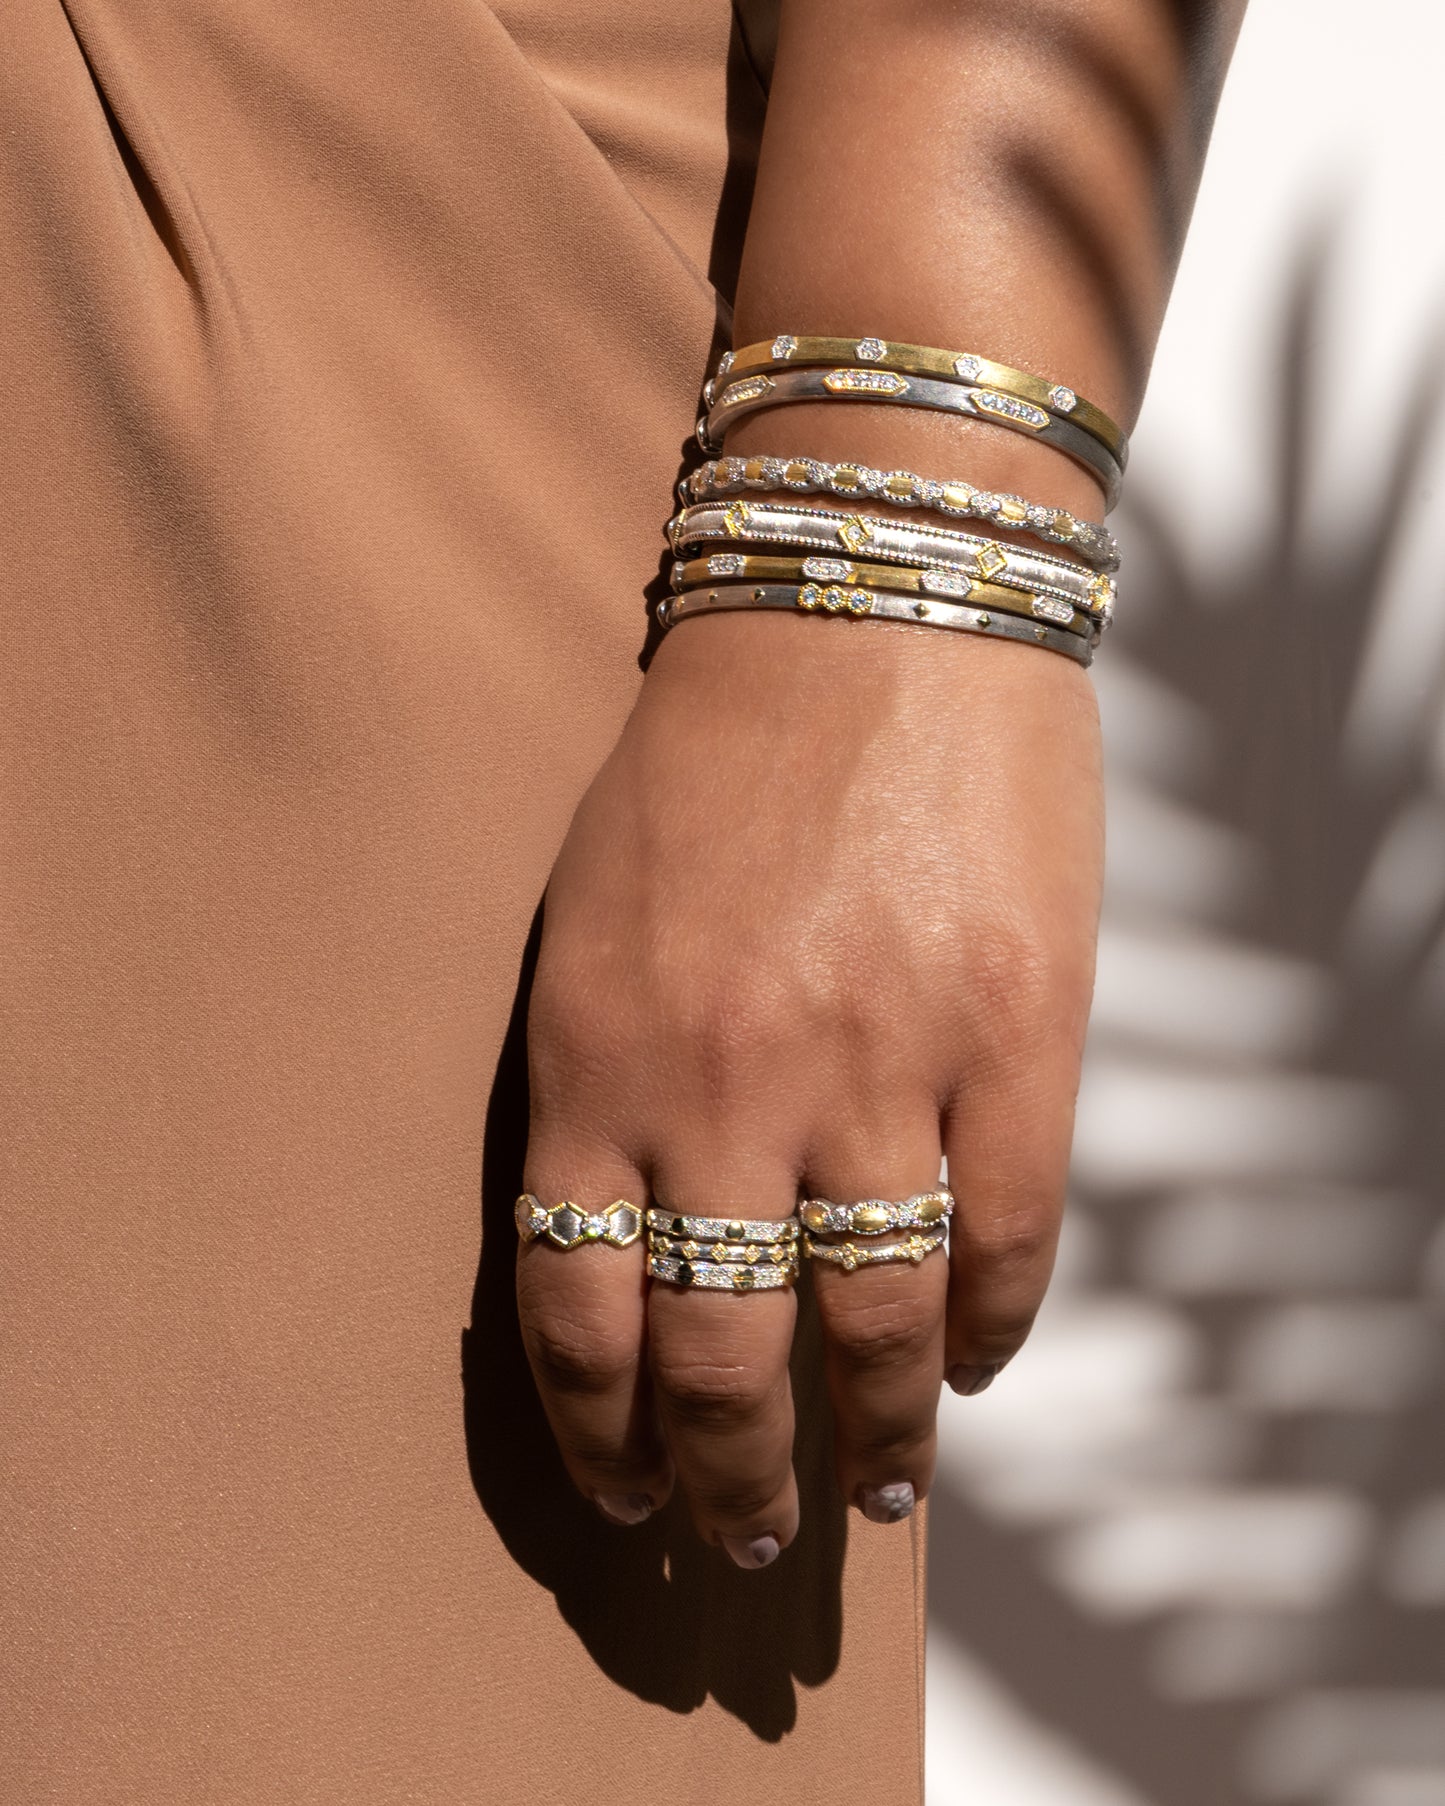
[926, 2, 1445, 1801]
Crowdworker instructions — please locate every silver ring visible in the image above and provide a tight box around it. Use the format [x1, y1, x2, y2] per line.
[803, 1231, 948, 1270]
[645, 1209, 798, 1244]
[516, 1195, 643, 1249]
[649, 1233, 798, 1266]
[648, 1252, 797, 1291]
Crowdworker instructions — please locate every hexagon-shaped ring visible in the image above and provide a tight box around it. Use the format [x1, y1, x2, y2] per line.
[514, 1194, 642, 1250]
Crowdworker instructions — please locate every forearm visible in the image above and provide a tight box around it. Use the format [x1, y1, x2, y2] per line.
[729, 0, 1248, 514]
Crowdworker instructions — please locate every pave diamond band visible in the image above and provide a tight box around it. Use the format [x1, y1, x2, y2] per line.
[669, 503, 1116, 620]
[798, 1188, 955, 1238]
[700, 368, 1124, 508]
[644, 1209, 799, 1244]
[515, 1195, 643, 1249]
[656, 582, 1095, 666]
[683, 456, 1119, 569]
[718, 335, 1126, 464]
[648, 1254, 798, 1292]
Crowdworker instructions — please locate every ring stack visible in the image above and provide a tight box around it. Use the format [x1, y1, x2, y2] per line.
[798, 1187, 954, 1273]
[645, 1209, 800, 1292]
[661, 333, 1130, 666]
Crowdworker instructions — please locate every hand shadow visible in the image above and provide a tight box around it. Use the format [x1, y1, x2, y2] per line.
[460, 898, 846, 1741]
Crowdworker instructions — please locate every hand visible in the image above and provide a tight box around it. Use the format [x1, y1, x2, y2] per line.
[516, 609, 1103, 1566]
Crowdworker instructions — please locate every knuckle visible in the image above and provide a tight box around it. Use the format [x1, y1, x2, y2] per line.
[825, 1290, 939, 1377]
[524, 1318, 635, 1400]
[654, 1356, 778, 1430]
[962, 1203, 1059, 1276]
[691, 1479, 786, 1524]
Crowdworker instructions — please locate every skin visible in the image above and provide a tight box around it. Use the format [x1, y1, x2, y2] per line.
[519, 0, 1249, 1564]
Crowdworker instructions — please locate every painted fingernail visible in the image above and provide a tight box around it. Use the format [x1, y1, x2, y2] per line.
[948, 1363, 1001, 1396]
[722, 1533, 780, 1570]
[861, 1482, 916, 1525]
[595, 1492, 653, 1526]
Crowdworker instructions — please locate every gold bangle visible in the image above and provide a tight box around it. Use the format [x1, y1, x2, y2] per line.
[672, 555, 1095, 638]
[719, 336, 1127, 467]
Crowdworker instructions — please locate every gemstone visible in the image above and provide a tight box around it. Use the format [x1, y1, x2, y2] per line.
[821, 586, 850, 613]
[823, 368, 908, 396]
[802, 557, 853, 581]
[840, 1246, 859, 1271]
[711, 1242, 730, 1262]
[836, 516, 872, 553]
[671, 1216, 686, 1236]
[584, 1216, 607, 1239]
[722, 502, 751, 538]
[953, 354, 983, 381]
[801, 1203, 828, 1232]
[972, 389, 1048, 431]
[768, 1243, 785, 1263]
[681, 1240, 700, 1260]
[771, 334, 798, 359]
[732, 1269, 756, 1290]
[852, 1204, 891, 1234]
[846, 590, 872, 616]
[1048, 384, 1078, 413]
[797, 584, 823, 610]
[708, 553, 744, 577]
[721, 375, 775, 408]
[908, 1240, 927, 1264]
[856, 337, 887, 361]
[716, 351, 735, 378]
[725, 1220, 746, 1239]
[1088, 574, 1115, 607]
[549, 1205, 584, 1247]
[744, 1245, 761, 1264]
[676, 1261, 696, 1286]
[921, 568, 972, 597]
[975, 544, 1008, 579]
[1032, 595, 1075, 625]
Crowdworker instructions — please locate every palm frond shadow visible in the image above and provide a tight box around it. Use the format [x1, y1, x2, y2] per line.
[927, 229, 1445, 1805]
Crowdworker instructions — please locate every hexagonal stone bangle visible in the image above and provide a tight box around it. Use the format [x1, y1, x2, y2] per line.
[514, 1194, 643, 1249]
[797, 1188, 955, 1239]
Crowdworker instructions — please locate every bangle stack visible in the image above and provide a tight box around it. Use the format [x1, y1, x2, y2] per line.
[659, 333, 1131, 665]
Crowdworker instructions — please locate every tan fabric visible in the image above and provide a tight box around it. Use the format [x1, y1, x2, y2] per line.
[0, 4, 924, 1801]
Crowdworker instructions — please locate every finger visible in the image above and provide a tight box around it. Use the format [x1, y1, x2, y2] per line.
[805, 1117, 947, 1527]
[941, 1040, 1075, 1398]
[516, 1139, 673, 1524]
[646, 1151, 800, 1570]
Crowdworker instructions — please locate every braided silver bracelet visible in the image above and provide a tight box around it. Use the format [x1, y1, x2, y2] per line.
[684, 455, 1119, 571]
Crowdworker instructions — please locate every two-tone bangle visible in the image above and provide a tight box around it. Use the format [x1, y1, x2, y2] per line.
[668, 504, 1117, 623]
[670, 555, 1096, 638]
[717, 335, 1127, 473]
[657, 581, 1095, 667]
[685, 455, 1120, 571]
[702, 367, 1124, 508]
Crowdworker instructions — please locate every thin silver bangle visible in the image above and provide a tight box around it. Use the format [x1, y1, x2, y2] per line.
[657, 581, 1095, 667]
[701, 368, 1124, 509]
[684, 455, 1120, 571]
[669, 502, 1116, 622]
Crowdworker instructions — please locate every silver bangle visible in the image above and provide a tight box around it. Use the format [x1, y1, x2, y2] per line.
[649, 1233, 799, 1266]
[798, 1188, 955, 1238]
[669, 503, 1116, 623]
[657, 581, 1095, 667]
[701, 368, 1123, 509]
[648, 1252, 798, 1292]
[515, 1195, 643, 1249]
[684, 455, 1119, 572]
[720, 335, 1128, 468]
[645, 1208, 798, 1244]
[803, 1230, 948, 1270]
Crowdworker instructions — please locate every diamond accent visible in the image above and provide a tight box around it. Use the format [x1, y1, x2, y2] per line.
[975, 544, 1008, 580]
[836, 516, 873, 554]
[802, 557, 853, 581]
[797, 583, 823, 611]
[921, 568, 973, 598]
[771, 334, 798, 360]
[710, 1242, 730, 1262]
[856, 337, 887, 361]
[716, 351, 735, 379]
[823, 368, 908, 396]
[722, 502, 752, 538]
[584, 1215, 608, 1240]
[1031, 595, 1075, 626]
[821, 586, 850, 614]
[721, 375, 775, 407]
[1048, 384, 1078, 413]
[1087, 574, 1115, 608]
[972, 389, 1049, 431]
[953, 354, 983, 381]
[708, 553, 744, 577]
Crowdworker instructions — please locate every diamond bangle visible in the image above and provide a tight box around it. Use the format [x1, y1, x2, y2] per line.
[798, 1188, 955, 1238]
[648, 1253, 798, 1292]
[701, 368, 1124, 509]
[515, 1195, 643, 1249]
[669, 506, 1116, 622]
[803, 1230, 948, 1271]
[720, 336, 1127, 467]
[684, 455, 1119, 571]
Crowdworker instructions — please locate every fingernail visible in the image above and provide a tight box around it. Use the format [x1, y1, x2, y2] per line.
[861, 1482, 916, 1525]
[595, 1492, 653, 1526]
[948, 1363, 1001, 1396]
[722, 1533, 780, 1570]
